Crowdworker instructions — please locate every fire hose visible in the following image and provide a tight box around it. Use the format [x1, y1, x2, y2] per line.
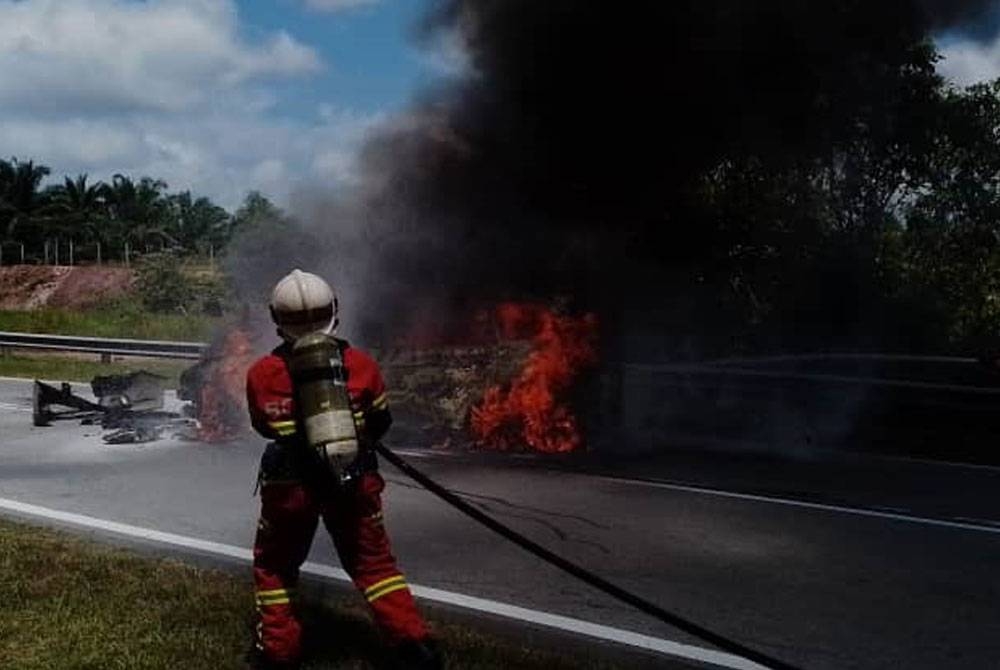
[374, 443, 804, 670]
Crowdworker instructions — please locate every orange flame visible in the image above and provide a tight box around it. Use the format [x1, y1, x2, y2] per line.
[198, 329, 254, 442]
[470, 303, 598, 453]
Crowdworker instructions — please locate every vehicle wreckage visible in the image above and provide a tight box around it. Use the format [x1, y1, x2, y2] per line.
[32, 370, 200, 443]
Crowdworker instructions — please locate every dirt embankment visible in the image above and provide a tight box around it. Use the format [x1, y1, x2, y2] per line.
[0, 265, 135, 310]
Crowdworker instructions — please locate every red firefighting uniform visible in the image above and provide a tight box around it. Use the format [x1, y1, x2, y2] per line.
[246, 340, 429, 664]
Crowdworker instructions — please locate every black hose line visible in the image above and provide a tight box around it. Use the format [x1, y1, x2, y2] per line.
[375, 443, 803, 670]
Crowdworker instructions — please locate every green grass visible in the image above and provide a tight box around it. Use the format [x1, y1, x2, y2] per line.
[0, 518, 622, 670]
[0, 300, 219, 342]
[0, 353, 190, 386]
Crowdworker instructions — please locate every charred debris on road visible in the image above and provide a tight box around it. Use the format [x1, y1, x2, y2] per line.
[32, 370, 198, 444]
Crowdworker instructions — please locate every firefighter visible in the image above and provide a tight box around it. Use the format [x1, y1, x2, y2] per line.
[245, 269, 441, 669]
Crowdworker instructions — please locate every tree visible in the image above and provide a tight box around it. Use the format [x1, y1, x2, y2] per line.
[166, 191, 231, 254]
[232, 191, 283, 232]
[901, 81, 1000, 349]
[101, 174, 170, 252]
[0, 158, 51, 242]
[47, 174, 108, 243]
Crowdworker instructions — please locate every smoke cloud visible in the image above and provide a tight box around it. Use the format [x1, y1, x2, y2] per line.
[232, 0, 1000, 354]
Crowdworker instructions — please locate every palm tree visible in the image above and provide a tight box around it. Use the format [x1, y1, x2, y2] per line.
[168, 191, 231, 254]
[101, 174, 170, 253]
[0, 158, 51, 242]
[48, 174, 107, 241]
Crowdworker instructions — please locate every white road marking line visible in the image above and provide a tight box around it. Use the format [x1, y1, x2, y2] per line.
[595, 476, 1000, 535]
[868, 452, 1000, 473]
[0, 496, 766, 670]
[0, 402, 30, 413]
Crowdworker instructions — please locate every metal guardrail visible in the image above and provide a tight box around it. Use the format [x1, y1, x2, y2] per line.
[0, 330, 994, 391]
[0, 331, 206, 360]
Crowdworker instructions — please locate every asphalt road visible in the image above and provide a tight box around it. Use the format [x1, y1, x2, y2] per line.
[1, 377, 999, 669]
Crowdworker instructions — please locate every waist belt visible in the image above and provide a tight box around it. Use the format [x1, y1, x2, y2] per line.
[257, 441, 378, 490]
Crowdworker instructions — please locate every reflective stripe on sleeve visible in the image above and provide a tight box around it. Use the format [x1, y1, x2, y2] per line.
[371, 393, 389, 411]
[363, 575, 408, 603]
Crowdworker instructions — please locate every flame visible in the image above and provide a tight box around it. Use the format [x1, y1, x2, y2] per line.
[197, 328, 254, 442]
[470, 303, 598, 453]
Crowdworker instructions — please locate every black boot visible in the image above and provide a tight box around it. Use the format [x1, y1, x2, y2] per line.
[246, 646, 301, 670]
[392, 637, 443, 669]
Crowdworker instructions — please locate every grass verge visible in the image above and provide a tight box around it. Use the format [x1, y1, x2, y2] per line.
[0, 518, 623, 670]
[0, 352, 191, 386]
[0, 301, 220, 341]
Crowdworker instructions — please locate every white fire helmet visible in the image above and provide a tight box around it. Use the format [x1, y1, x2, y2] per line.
[269, 269, 339, 342]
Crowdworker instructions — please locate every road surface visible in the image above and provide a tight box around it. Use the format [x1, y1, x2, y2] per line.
[1, 377, 998, 669]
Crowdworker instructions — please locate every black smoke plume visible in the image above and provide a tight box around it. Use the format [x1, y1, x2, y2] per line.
[237, 1, 999, 355]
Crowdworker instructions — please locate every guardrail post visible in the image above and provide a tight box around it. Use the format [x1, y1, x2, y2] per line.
[100, 353, 111, 364]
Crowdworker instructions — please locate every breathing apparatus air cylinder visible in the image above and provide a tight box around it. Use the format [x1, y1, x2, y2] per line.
[288, 332, 359, 484]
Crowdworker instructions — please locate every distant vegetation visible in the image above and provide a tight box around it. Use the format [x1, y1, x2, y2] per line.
[0, 353, 191, 386]
[0, 161, 281, 264]
[0, 299, 219, 341]
[0, 162, 285, 317]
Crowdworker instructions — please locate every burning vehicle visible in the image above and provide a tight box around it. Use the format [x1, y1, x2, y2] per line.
[29, 301, 601, 454]
[178, 328, 257, 442]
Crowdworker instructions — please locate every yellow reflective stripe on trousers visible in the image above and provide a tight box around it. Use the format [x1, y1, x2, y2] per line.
[371, 393, 388, 410]
[364, 575, 408, 603]
[351, 410, 366, 429]
[256, 588, 292, 606]
[268, 420, 297, 436]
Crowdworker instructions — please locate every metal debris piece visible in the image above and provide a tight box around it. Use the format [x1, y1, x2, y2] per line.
[103, 426, 160, 444]
[32, 371, 193, 446]
[32, 380, 103, 427]
[91, 371, 167, 413]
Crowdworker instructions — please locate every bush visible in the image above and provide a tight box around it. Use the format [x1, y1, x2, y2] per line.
[136, 252, 229, 315]
[136, 252, 196, 313]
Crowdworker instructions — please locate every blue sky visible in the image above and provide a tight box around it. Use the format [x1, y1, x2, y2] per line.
[0, 0, 996, 211]
[0, 0, 460, 209]
[241, 0, 433, 120]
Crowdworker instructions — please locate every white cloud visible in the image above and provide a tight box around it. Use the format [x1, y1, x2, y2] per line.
[0, 119, 142, 166]
[6, 107, 382, 209]
[0, 0, 321, 114]
[0, 0, 384, 210]
[938, 37, 1000, 86]
[303, 0, 380, 12]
